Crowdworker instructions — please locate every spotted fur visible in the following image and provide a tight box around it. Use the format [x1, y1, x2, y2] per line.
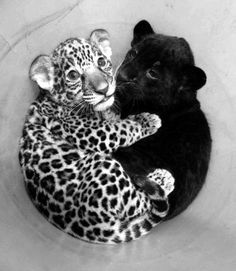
[19, 30, 175, 244]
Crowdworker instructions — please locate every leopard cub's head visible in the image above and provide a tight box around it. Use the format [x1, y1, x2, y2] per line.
[29, 30, 115, 112]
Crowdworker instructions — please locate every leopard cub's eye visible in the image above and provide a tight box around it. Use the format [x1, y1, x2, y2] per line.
[97, 57, 106, 67]
[146, 68, 159, 80]
[67, 70, 80, 81]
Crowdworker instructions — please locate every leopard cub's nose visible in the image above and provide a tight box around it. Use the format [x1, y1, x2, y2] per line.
[95, 85, 108, 95]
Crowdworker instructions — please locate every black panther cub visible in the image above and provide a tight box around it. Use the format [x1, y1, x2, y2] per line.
[113, 20, 212, 220]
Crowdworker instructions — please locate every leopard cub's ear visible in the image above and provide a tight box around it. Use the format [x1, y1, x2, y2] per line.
[29, 55, 54, 91]
[90, 29, 112, 60]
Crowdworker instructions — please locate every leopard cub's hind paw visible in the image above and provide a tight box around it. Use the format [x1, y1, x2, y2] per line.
[147, 169, 175, 198]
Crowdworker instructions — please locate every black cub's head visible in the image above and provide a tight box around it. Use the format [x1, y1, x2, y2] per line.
[116, 20, 207, 118]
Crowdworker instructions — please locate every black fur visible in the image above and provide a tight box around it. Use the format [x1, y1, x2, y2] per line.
[113, 20, 212, 219]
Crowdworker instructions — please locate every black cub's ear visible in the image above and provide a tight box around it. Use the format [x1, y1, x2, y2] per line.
[131, 20, 155, 46]
[180, 66, 207, 91]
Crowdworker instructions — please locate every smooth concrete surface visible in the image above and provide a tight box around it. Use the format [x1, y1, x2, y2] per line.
[0, 1, 236, 270]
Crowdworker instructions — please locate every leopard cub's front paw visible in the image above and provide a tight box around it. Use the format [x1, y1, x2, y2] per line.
[129, 112, 161, 137]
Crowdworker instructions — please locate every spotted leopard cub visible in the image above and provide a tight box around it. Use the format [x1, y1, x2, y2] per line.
[19, 30, 174, 244]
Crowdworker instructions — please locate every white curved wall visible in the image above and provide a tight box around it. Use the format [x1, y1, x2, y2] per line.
[0, 0, 236, 270]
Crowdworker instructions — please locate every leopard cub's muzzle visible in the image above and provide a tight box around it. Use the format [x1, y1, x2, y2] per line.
[84, 66, 115, 111]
